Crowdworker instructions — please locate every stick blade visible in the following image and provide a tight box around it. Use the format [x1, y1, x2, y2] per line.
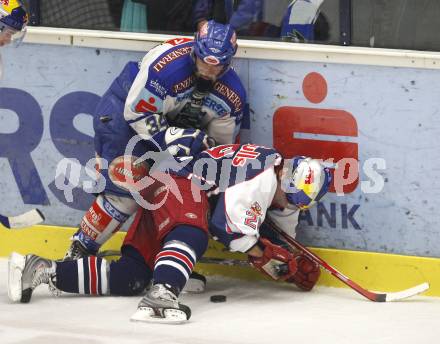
[383, 282, 430, 302]
[5, 209, 45, 229]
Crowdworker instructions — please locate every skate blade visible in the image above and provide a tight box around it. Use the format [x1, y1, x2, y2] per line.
[130, 307, 188, 324]
[8, 252, 26, 302]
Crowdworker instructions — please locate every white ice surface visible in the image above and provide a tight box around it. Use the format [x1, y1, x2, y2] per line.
[0, 259, 439, 344]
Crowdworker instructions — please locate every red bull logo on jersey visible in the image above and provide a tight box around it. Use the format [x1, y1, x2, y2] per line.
[250, 202, 263, 217]
[244, 202, 262, 230]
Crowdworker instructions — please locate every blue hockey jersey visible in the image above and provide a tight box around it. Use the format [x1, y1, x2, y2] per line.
[120, 38, 246, 145]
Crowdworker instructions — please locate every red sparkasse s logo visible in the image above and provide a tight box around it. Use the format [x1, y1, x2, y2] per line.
[135, 97, 158, 113]
[273, 72, 359, 194]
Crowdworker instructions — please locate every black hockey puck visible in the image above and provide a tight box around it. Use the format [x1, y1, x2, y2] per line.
[210, 295, 227, 303]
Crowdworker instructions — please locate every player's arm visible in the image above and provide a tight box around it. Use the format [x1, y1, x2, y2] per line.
[251, 215, 321, 290]
[235, 191, 319, 288]
[206, 76, 246, 144]
[124, 58, 212, 157]
[206, 115, 239, 145]
[217, 167, 278, 253]
[124, 48, 170, 141]
[205, 92, 245, 145]
[153, 127, 214, 157]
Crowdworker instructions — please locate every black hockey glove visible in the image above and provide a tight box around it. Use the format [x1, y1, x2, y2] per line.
[172, 77, 213, 129]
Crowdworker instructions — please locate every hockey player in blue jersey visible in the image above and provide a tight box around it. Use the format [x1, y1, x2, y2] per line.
[63, 20, 246, 260]
[8, 143, 331, 324]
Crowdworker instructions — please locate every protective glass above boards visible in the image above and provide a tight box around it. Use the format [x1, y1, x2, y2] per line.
[23, 0, 336, 45]
[351, 0, 440, 52]
[24, 0, 440, 52]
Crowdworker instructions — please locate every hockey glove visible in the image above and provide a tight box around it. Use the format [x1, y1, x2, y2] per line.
[249, 238, 298, 281]
[164, 127, 215, 157]
[172, 77, 212, 129]
[286, 254, 321, 291]
[172, 102, 205, 129]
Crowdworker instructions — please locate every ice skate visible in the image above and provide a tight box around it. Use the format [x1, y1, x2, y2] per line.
[130, 283, 191, 324]
[63, 239, 90, 260]
[63, 229, 102, 261]
[8, 252, 57, 303]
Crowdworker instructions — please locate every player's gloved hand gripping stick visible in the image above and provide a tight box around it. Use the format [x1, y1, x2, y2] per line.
[266, 218, 430, 302]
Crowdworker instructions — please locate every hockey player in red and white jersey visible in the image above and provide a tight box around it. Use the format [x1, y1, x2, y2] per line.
[182, 144, 331, 290]
[8, 143, 331, 324]
[63, 20, 246, 260]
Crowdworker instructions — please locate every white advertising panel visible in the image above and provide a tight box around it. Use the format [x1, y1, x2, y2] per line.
[1, 43, 438, 256]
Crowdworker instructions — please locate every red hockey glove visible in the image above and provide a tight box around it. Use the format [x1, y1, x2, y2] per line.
[286, 254, 321, 291]
[248, 238, 298, 281]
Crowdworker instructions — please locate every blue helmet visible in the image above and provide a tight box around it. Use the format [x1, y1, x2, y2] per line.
[193, 20, 237, 67]
[0, 1, 27, 44]
[281, 156, 332, 210]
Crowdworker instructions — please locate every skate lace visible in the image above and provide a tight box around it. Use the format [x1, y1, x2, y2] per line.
[68, 245, 80, 259]
[32, 267, 61, 297]
[64, 241, 87, 260]
[139, 284, 178, 308]
[48, 276, 62, 297]
[153, 285, 178, 301]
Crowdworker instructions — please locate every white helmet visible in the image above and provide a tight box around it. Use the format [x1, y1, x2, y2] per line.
[281, 156, 332, 210]
[0, 0, 27, 46]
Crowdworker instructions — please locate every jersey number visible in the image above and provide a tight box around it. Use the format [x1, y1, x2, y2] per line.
[244, 210, 258, 230]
